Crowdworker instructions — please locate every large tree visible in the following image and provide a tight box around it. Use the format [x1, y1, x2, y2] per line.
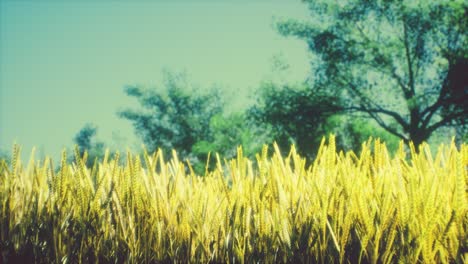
[249, 81, 399, 158]
[118, 71, 223, 161]
[277, 0, 467, 146]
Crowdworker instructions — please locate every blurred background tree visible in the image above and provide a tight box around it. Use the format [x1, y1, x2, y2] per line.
[191, 113, 267, 172]
[117, 71, 224, 169]
[73, 123, 105, 167]
[276, 0, 467, 147]
[249, 81, 399, 159]
[248, 81, 338, 159]
[68, 1, 466, 171]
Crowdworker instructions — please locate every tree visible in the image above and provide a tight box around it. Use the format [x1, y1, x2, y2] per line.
[73, 123, 105, 167]
[249, 81, 399, 158]
[118, 71, 223, 162]
[277, 0, 467, 147]
[249, 82, 337, 158]
[192, 113, 267, 171]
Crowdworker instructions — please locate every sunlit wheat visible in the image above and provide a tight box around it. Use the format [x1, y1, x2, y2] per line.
[0, 137, 466, 263]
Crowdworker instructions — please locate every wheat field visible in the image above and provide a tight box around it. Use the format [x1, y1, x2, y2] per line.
[0, 137, 467, 263]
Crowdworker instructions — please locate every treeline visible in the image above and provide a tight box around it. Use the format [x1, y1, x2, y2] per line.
[71, 0, 467, 174]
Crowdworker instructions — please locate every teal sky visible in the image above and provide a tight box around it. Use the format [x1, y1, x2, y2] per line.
[0, 1, 311, 160]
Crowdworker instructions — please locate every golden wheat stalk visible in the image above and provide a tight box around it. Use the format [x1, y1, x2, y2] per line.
[0, 137, 466, 263]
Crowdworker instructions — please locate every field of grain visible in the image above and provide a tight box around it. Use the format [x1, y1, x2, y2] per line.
[0, 137, 467, 263]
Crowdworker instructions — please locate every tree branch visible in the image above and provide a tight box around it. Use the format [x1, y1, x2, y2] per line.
[426, 111, 468, 135]
[345, 106, 409, 132]
[340, 78, 382, 110]
[402, 19, 416, 98]
[420, 65, 452, 128]
[363, 110, 407, 140]
[390, 68, 410, 97]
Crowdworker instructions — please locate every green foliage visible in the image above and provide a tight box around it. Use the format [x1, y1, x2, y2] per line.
[327, 115, 400, 153]
[73, 123, 105, 167]
[248, 81, 400, 158]
[118, 71, 223, 163]
[192, 113, 266, 172]
[249, 81, 339, 159]
[277, 0, 467, 146]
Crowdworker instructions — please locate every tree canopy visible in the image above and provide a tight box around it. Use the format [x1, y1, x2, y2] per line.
[249, 81, 399, 158]
[73, 123, 105, 167]
[118, 72, 223, 163]
[249, 82, 337, 158]
[277, 0, 467, 146]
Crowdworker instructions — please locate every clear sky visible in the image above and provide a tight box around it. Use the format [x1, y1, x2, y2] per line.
[0, 0, 311, 160]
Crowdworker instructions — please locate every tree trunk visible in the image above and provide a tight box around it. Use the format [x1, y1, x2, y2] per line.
[407, 121, 431, 151]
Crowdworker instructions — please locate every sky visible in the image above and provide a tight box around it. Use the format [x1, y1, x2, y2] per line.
[0, 0, 311, 160]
